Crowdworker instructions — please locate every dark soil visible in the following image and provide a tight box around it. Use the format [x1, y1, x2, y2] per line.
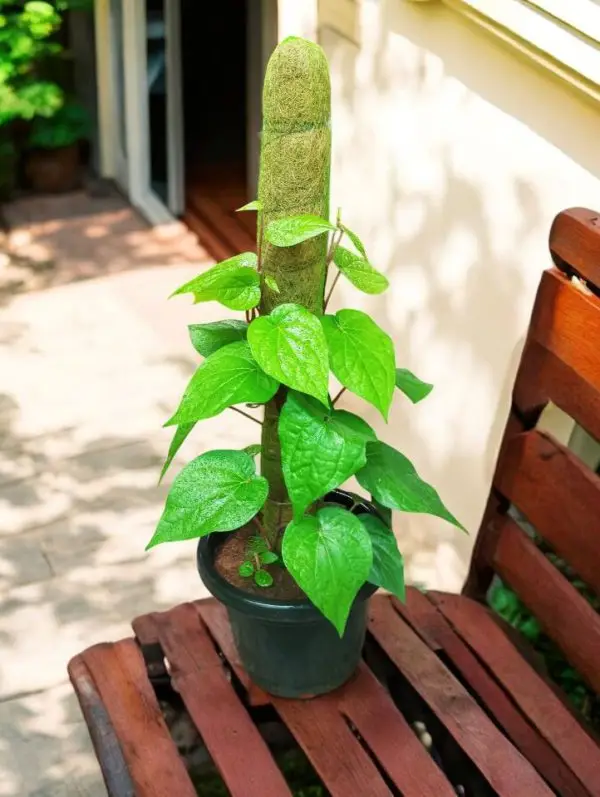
[214, 522, 305, 601]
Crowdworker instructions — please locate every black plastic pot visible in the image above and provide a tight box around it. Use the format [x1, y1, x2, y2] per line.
[197, 489, 379, 698]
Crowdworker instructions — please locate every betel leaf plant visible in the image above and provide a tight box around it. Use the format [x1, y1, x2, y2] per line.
[147, 37, 463, 695]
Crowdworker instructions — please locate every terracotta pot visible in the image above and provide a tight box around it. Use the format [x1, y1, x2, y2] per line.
[25, 143, 82, 194]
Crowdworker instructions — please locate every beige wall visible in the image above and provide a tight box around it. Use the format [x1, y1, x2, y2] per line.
[298, 0, 600, 590]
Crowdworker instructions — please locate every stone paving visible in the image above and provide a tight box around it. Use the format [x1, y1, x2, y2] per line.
[0, 194, 259, 796]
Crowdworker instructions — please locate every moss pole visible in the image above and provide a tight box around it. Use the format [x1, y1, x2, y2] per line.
[258, 37, 332, 544]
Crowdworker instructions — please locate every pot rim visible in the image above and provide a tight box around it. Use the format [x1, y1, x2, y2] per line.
[197, 488, 381, 618]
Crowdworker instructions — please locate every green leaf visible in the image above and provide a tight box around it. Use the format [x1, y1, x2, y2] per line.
[359, 514, 405, 602]
[333, 246, 388, 295]
[248, 304, 329, 406]
[188, 320, 248, 358]
[171, 253, 260, 310]
[395, 368, 433, 404]
[247, 535, 268, 555]
[255, 569, 274, 588]
[243, 444, 262, 458]
[146, 450, 268, 549]
[260, 551, 279, 565]
[357, 442, 465, 531]
[159, 423, 195, 483]
[264, 275, 280, 293]
[166, 341, 278, 426]
[239, 561, 255, 577]
[237, 200, 262, 212]
[266, 214, 335, 247]
[282, 506, 372, 635]
[321, 310, 395, 419]
[279, 392, 376, 518]
[341, 224, 368, 259]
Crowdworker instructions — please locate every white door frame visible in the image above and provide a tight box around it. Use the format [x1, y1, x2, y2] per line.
[95, 0, 184, 224]
[96, 0, 278, 225]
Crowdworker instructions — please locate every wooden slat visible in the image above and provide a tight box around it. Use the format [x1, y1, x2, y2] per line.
[431, 591, 600, 796]
[194, 599, 270, 706]
[153, 603, 292, 797]
[368, 598, 554, 797]
[272, 694, 393, 797]
[493, 517, 600, 694]
[514, 341, 600, 444]
[182, 204, 233, 262]
[339, 663, 455, 797]
[189, 194, 256, 254]
[80, 640, 196, 797]
[550, 208, 600, 290]
[495, 430, 600, 596]
[529, 269, 600, 395]
[392, 590, 590, 797]
[68, 654, 136, 797]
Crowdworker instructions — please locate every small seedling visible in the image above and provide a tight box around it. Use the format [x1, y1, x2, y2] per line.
[238, 535, 279, 588]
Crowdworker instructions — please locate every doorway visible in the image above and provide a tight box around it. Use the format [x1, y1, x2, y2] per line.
[179, 1, 276, 258]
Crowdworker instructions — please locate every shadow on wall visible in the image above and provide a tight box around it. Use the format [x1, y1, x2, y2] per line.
[319, 0, 600, 589]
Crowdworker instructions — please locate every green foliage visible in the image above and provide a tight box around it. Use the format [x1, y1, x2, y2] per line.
[188, 320, 248, 358]
[266, 214, 336, 247]
[321, 309, 395, 419]
[147, 450, 268, 549]
[151, 37, 465, 635]
[166, 342, 278, 426]
[279, 392, 375, 518]
[248, 304, 329, 406]
[357, 442, 465, 531]
[333, 246, 389, 294]
[172, 253, 260, 311]
[236, 200, 262, 212]
[395, 368, 433, 404]
[359, 514, 405, 601]
[159, 423, 195, 483]
[282, 506, 372, 636]
[28, 99, 90, 148]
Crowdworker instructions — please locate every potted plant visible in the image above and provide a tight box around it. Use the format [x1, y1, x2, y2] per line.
[25, 99, 90, 193]
[0, 1, 67, 197]
[147, 37, 464, 698]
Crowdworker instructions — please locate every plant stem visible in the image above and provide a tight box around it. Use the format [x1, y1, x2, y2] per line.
[324, 269, 341, 310]
[229, 405, 262, 425]
[332, 386, 346, 405]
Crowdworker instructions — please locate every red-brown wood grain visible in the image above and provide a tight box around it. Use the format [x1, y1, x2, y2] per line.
[81, 640, 196, 797]
[153, 602, 292, 797]
[493, 518, 600, 695]
[550, 208, 600, 289]
[339, 664, 455, 797]
[529, 269, 600, 395]
[495, 430, 600, 596]
[393, 590, 590, 797]
[431, 590, 600, 796]
[368, 598, 554, 797]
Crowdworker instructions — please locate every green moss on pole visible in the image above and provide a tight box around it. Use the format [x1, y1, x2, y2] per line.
[258, 37, 332, 544]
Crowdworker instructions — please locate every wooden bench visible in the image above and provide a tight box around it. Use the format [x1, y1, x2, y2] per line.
[69, 208, 600, 796]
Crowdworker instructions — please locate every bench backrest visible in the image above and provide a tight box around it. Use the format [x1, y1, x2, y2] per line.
[464, 207, 600, 695]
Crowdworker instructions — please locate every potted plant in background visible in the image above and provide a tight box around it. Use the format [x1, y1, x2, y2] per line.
[25, 98, 90, 193]
[147, 36, 465, 698]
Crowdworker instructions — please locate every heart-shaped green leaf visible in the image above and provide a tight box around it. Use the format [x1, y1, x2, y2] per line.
[266, 214, 335, 247]
[159, 423, 195, 483]
[189, 320, 248, 358]
[279, 391, 375, 518]
[333, 246, 389, 295]
[237, 200, 262, 212]
[357, 442, 465, 531]
[171, 253, 259, 310]
[341, 224, 368, 259]
[166, 341, 278, 426]
[321, 309, 395, 419]
[395, 368, 433, 404]
[147, 449, 268, 549]
[248, 304, 329, 406]
[359, 514, 405, 601]
[264, 275, 280, 293]
[282, 506, 372, 635]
